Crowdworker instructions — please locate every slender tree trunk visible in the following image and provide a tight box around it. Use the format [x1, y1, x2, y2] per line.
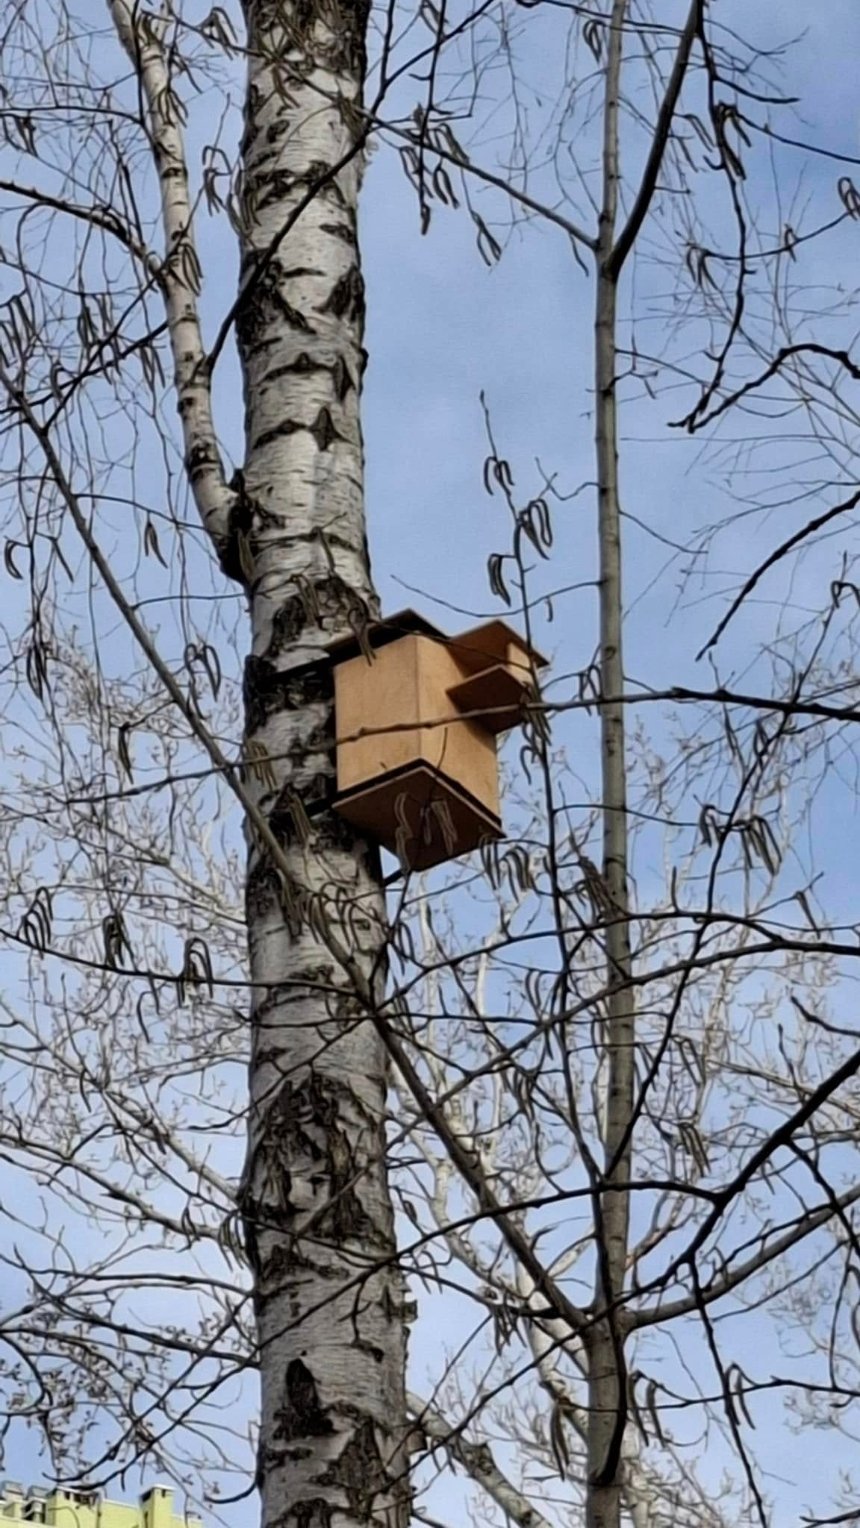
[235, 5, 410, 1526]
[587, 4, 634, 1526]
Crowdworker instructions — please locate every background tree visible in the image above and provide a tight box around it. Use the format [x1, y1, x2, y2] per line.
[2, 4, 860, 1528]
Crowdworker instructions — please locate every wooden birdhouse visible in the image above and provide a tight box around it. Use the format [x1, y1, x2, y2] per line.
[329, 609, 546, 871]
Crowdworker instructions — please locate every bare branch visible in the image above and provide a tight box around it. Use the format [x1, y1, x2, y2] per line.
[106, 0, 235, 558]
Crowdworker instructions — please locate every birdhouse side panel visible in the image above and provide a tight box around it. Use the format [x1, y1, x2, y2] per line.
[414, 638, 501, 822]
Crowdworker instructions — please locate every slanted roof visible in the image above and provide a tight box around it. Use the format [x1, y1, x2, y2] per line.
[328, 608, 546, 670]
[450, 619, 548, 674]
[326, 608, 447, 662]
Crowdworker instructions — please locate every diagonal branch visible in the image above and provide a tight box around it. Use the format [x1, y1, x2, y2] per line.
[634, 1182, 860, 1329]
[0, 179, 161, 276]
[697, 485, 860, 659]
[106, 0, 235, 559]
[606, 0, 700, 278]
[408, 1391, 555, 1528]
[631, 1041, 860, 1324]
[0, 1132, 221, 1243]
[673, 342, 860, 435]
[374, 115, 597, 253]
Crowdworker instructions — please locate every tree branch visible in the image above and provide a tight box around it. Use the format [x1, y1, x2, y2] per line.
[634, 1182, 860, 1329]
[106, 0, 235, 557]
[0, 179, 161, 277]
[606, 0, 700, 278]
[673, 342, 860, 435]
[408, 1391, 555, 1528]
[632, 1040, 860, 1317]
[697, 486, 860, 660]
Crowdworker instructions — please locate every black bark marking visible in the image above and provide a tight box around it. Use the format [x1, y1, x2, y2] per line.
[268, 777, 325, 847]
[263, 353, 327, 385]
[245, 857, 285, 927]
[236, 260, 316, 350]
[331, 356, 355, 400]
[320, 1419, 389, 1522]
[252, 418, 305, 452]
[218, 471, 254, 585]
[263, 590, 314, 652]
[258, 1239, 313, 1296]
[252, 401, 352, 451]
[319, 266, 365, 325]
[260, 575, 370, 662]
[292, 1502, 332, 1528]
[268, 1071, 376, 1245]
[241, 1208, 261, 1284]
[184, 439, 220, 486]
[243, 656, 294, 736]
[256, 171, 301, 212]
[319, 221, 357, 247]
[253, 0, 369, 69]
[295, 158, 348, 205]
[273, 292, 314, 333]
[312, 807, 380, 861]
[309, 406, 340, 452]
[234, 275, 267, 351]
[270, 772, 332, 845]
[280, 266, 324, 280]
[242, 1054, 389, 1299]
[274, 1359, 334, 1442]
[243, 651, 332, 735]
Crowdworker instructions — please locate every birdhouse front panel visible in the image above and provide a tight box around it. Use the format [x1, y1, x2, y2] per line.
[333, 632, 427, 795]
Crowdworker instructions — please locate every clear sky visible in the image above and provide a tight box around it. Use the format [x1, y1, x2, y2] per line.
[3, 2, 860, 1524]
[359, 4, 860, 1521]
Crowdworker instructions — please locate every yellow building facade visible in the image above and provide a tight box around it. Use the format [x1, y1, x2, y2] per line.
[0, 1483, 202, 1528]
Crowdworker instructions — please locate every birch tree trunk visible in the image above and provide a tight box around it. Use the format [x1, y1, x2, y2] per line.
[586, 4, 634, 1526]
[234, 5, 410, 1526]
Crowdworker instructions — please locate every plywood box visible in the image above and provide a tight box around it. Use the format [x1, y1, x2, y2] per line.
[330, 610, 546, 870]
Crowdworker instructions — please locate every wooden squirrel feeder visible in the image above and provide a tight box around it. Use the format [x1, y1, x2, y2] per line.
[329, 609, 546, 870]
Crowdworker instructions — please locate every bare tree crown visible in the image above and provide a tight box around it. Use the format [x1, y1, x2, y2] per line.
[1, 4, 859, 1527]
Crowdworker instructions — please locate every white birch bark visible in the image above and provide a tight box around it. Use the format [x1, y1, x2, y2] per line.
[107, 0, 235, 555]
[234, 6, 410, 1528]
[109, 2, 410, 1523]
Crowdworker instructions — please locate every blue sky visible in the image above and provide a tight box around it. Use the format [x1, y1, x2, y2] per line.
[358, 4, 860, 1520]
[4, 1, 860, 1523]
